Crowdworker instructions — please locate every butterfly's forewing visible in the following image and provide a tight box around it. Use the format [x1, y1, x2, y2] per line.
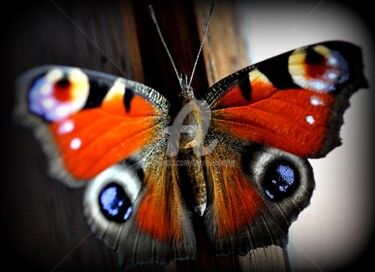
[16, 66, 196, 267]
[203, 41, 367, 254]
[206, 41, 367, 158]
[17, 66, 169, 184]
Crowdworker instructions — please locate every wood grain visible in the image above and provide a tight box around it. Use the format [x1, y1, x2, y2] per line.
[194, 0, 249, 85]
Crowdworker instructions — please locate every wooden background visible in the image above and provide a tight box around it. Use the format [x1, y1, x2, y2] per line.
[2, 0, 289, 271]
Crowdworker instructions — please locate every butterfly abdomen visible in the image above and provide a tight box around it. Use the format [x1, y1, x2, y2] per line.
[178, 98, 209, 216]
[179, 150, 207, 216]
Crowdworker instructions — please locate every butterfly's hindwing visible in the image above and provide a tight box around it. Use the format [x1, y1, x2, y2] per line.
[84, 139, 196, 267]
[203, 132, 314, 255]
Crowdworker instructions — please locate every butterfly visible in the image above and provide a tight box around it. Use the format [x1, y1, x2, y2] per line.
[16, 40, 367, 269]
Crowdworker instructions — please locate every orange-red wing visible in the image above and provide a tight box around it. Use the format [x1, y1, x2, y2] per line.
[135, 147, 195, 243]
[203, 135, 316, 254]
[213, 87, 335, 157]
[49, 110, 159, 179]
[204, 139, 263, 238]
[206, 41, 367, 158]
[202, 41, 366, 254]
[23, 66, 169, 182]
[81, 138, 197, 267]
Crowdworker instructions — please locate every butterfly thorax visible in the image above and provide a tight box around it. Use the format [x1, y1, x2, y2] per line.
[179, 99, 203, 149]
[178, 76, 204, 149]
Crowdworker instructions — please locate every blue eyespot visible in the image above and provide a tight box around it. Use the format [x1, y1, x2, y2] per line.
[263, 161, 299, 201]
[99, 183, 133, 223]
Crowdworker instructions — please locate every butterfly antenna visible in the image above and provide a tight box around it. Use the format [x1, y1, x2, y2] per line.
[188, 2, 216, 89]
[149, 5, 183, 89]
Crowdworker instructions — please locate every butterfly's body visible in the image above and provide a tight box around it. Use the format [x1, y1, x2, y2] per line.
[167, 79, 211, 216]
[16, 41, 367, 269]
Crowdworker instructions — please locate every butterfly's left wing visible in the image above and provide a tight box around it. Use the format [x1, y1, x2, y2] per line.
[16, 66, 170, 185]
[203, 41, 367, 255]
[16, 66, 196, 267]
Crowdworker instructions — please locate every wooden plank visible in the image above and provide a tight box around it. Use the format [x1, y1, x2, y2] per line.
[194, 0, 249, 85]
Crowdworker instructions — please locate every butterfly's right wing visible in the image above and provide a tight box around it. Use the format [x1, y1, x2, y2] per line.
[16, 66, 196, 268]
[202, 41, 366, 256]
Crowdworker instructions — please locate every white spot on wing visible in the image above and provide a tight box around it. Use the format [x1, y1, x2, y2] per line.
[328, 57, 337, 66]
[55, 105, 70, 119]
[41, 84, 52, 95]
[310, 96, 324, 106]
[58, 120, 74, 134]
[328, 72, 338, 79]
[311, 81, 326, 91]
[42, 98, 55, 109]
[305, 115, 315, 124]
[70, 138, 82, 150]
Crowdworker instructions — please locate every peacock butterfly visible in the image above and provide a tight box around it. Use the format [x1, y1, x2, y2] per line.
[15, 30, 367, 269]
